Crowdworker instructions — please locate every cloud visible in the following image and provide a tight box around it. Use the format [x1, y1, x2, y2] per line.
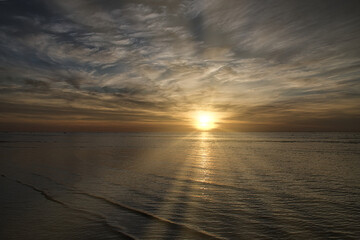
[0, 0, 360, 131]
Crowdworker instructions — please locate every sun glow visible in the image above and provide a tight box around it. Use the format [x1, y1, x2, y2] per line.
[195, 112, 216, 131]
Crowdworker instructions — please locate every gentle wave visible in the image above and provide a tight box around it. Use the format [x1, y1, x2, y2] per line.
[1, 174, 137, 240]
[23, 172, 222, 240]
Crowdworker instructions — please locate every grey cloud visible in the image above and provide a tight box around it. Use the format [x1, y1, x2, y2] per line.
[24, 79, 50, 89]
[0, 0, 360, 130]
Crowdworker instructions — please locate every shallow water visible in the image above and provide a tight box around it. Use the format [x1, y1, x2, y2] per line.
[1, 132, 359, 239]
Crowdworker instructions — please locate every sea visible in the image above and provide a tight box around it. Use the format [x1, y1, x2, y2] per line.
[0, 132, 359, 239]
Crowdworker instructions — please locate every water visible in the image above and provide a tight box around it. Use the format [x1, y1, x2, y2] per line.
[1, 132, 359, 239]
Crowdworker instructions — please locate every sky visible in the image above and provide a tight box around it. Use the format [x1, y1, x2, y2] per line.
[0, 0, 360, 132]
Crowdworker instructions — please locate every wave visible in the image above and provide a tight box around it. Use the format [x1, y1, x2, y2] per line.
[1, 174, 136, 240]
[77, 192, 221, 239]
[20, 172, 222, 240]
[31, 173, 70, 188]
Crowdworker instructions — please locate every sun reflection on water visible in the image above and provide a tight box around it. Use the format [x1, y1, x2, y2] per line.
[198, 132, 211, 183]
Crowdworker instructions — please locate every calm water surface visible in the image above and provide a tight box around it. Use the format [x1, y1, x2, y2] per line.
[1, 132, 359, 239]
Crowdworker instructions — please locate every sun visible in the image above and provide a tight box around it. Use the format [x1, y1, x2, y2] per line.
[195, 112, 216, 131]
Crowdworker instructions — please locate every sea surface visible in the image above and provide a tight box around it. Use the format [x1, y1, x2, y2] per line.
[0, 132, 359, 239]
